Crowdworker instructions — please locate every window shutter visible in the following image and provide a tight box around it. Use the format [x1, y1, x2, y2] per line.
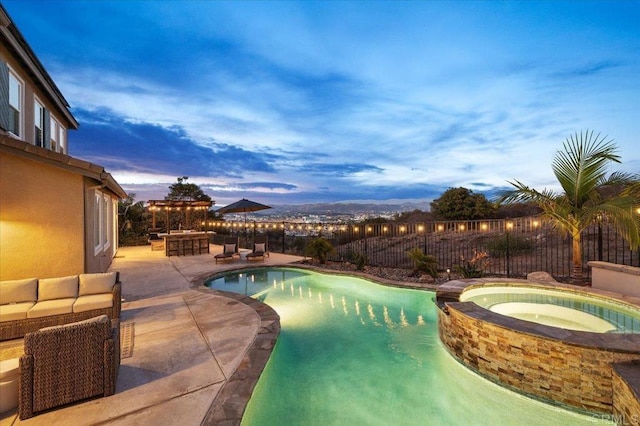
[0, 61, 9, 131]
[43, 108, 51, 149]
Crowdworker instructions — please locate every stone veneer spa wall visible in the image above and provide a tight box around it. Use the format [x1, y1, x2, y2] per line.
[436, 279, 640, 416]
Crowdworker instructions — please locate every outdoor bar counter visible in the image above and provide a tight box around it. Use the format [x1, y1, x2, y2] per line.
[159, 231, 211, 256]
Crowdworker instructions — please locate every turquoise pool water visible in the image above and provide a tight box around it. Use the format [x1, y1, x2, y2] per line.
[206, 268, 610, 425]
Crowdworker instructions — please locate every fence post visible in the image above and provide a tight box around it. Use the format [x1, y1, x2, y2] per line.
[505, 220, 512, 278]
[597, 221, 603, 261]
[282, 221, 286, 254]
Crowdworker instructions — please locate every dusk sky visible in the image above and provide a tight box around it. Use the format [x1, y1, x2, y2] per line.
[4, 1, 639, 207]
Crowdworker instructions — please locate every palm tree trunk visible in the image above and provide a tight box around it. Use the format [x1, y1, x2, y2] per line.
[571, 232, 585, 285]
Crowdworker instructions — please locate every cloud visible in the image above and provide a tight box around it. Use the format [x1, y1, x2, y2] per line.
[70, 108, 281, 178]
[5, 0, 639, 207]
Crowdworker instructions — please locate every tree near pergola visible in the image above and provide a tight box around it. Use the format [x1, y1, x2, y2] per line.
[165, 176, 211, 201]
[430, 187, 496, 220]
[161, 177, 213, 230]
[498, 131, 640, 285]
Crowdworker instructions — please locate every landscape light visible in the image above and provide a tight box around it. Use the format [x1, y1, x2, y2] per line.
[532, 220, 539, 228]
[506, 222, 514, 230]
[437, 224, 444, 231]
[481, 223, 488, 231]
[458, 225, 465, 231]
[417, 225, 424, 232]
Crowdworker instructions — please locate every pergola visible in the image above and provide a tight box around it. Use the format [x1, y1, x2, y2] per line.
[147, 200, 213, 232]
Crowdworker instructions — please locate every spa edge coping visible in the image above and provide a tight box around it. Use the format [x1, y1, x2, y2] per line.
[435, 278, 640, 353]
[588, 260, 640, 276]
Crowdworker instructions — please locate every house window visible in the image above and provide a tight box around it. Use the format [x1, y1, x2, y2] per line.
[94, 190, 114, 254]
[8, 71, 22, 137]
[59, 127, 66, 154]
[34, 99, 45, 147]
[50, 116, 59, 152]
[94, 191, 103, 255]
[103, 194, 111, 250]
[112, 199, 118, 249]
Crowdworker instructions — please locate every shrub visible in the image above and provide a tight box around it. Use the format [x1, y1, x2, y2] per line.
[306, 237, 335, 264]
[345, 250, 367, 270]
[407, 248, 439, 278]
[456, 250, 490, 278]
[485, 234, 534, 257]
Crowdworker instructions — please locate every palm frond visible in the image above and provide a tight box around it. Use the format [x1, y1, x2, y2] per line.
[552, 131, 619, 208]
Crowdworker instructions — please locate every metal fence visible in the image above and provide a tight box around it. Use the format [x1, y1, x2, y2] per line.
[210, 216, 639, 282]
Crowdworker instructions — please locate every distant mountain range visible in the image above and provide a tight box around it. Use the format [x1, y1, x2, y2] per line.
[262, 201, 432, 216]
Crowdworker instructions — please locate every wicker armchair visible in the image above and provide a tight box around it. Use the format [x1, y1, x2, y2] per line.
[19, 315, 119, 419]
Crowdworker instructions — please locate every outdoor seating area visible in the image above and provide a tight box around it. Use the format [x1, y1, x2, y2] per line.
[0, 272, 122, 341]
[213, 236, 271, 264]
[0, 245, 303, 424]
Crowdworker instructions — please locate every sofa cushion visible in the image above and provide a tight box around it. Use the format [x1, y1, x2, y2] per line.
[0, 302, 35, 322]
[38, 275, 79, 301]
[254, 243, 266, 253]
[0, 278, 37, 304]
[26, 298, 75, 318]
[73, 294, 113, 313]
[39, 314, 109, 332]
[224, 244, 236, 254]
[79, 272, 117, 296]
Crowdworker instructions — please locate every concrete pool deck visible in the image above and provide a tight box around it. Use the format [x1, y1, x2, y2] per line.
[3, 248, 639, 424]
[1, 245, 303, 426]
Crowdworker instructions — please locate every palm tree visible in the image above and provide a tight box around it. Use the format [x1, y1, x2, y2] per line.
[499, 131, 640, 285]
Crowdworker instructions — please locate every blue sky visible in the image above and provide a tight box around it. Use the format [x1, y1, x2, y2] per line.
[5, 0, 639, 207]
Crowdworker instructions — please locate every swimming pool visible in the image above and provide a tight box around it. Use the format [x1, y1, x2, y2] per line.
[206, 268, 609, 425]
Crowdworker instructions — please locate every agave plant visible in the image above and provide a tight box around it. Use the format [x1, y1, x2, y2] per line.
[498, 131, 640, 285]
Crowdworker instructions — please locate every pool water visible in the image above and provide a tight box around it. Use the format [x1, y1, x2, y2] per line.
[206, 268, 609, 425]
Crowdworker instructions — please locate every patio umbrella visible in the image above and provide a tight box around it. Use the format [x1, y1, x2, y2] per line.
[217, 198, 272, 227]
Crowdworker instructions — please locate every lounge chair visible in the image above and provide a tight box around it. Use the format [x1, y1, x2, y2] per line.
[214, 237, 240, 264]
[246, 235, 269, 262]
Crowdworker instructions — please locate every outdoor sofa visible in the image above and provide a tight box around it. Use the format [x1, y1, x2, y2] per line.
[0, 272, 121, 341]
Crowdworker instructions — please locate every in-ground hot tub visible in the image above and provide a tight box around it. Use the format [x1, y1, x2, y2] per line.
[459, 285, 640, 333]
[436, 279, 640, 416]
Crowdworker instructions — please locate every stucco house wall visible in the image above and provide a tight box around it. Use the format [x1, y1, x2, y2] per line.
[0, 5, 126, 281]
[0, 153, 85, 279]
